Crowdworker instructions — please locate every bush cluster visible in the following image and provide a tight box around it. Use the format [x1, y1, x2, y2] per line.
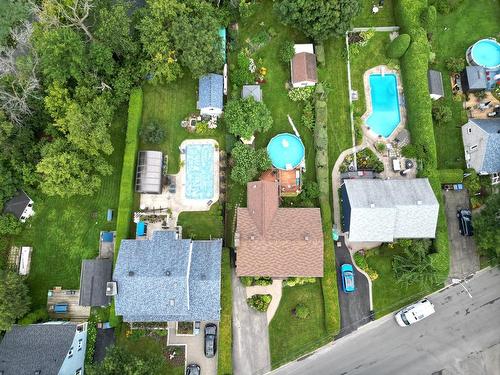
[240, 276, 273, 287]
[315, 44, 325, 66]
[247, 294, 272, 312]
[288, 86, 315, 102]
[353, 253, 379, 281]
[283, 277, 316, 287]
[280, 40, 295, 63]
[18, 308, 49, 325]
[432, 99, 452, 124]
[140, 120, 166, 144]
[386, 34, 411, 59]
[293, 303, 310, 319]
[301, 101, 315, 131]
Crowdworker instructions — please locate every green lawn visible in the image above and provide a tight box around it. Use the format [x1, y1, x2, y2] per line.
[269, 282, 330, 369]
[15, 110, 127, 309]
[430, 0, 500, 169]
[353, 0, 396, 27]
[177, 203, 224, 240]
[365, 246, 441, 318]
[350, 32, 394, 120]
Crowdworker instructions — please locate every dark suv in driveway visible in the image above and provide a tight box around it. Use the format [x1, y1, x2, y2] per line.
[204, 324, 217, 358]
[457, 209, 473, 236]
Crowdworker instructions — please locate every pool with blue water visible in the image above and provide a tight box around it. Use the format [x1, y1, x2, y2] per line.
[471, 39, 500, 69]
[185, 143, 214, 200]
[366, 73, 401, 138]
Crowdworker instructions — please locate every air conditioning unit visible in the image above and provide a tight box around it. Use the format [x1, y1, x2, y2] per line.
[106, 282, 117, 296]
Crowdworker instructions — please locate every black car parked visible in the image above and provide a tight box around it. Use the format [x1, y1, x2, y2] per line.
[204, 323, 217, 358]
[186, 363, 200, 375]
[457, 209, 473, 236]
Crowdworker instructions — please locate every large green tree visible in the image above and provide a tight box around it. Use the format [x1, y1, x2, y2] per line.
[230, 143, 271, 185]
[474, 194, 500, 260]
[0, 0, 29, 45]
[0, 270, 30, 331]
[274, 0, 360, 41]
[0, 213, 22, 236]
[392, 240, 438, 287]
[225, 97, 273, 139]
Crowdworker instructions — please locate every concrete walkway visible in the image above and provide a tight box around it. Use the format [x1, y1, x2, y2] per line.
[232, 270, 271, 375]
[245, 279, 283, 323]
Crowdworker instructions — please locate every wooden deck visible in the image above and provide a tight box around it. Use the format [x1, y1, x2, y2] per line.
[47, 287, 90, 321]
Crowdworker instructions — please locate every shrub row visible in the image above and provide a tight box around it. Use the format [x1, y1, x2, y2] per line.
[313, 98, 340, 336]
[218, 248, 233, 375]
[437, 169, 464, 184]
[395, 0, 449, 280]
[240, 276, 273, 286]
[283, 277, 316, 287]
[247, 294, 272, 312]
[111, 87, 143, 326]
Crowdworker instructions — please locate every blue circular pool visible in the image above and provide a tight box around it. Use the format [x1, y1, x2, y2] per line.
[470, 39, 500, 69]
[267, 133, 305, 170]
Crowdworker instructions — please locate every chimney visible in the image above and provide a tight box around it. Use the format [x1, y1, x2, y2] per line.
[106, 282, 117, 296]
[370, 203, 376, 208]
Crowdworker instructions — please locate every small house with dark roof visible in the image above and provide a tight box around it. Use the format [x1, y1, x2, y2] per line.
[461, 66, 487, 92]
[198, 73, 224, 117]
[2, 190, 34, 222]
[291, 44, 318, 88]
[235, 181, 323, 278]
[0, 322, 87, 375]
[241, 85, 262, 102]
[135, 151, 163, 194]
[462, 118, 500, 184]
[79, 259, 113, 307]
[428, 69, 444, 100]
[113, 230, 222, 322]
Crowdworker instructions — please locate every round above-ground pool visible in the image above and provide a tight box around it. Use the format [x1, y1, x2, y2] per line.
[468, 39, 500, 69]
[267, 133, 305, 170]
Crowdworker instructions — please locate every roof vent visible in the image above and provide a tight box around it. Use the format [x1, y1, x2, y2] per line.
[165, 270, 171, 276]
[128, 271, 135, 277]
[417, 200, 422, 205]
[106, 282, 117, 296]
[304, 235, 310, 241]
[201, 273, 207, 280]
[370, 203, 376, 208]
[250, 235, 255, 240]
[169, 299, 175, 306]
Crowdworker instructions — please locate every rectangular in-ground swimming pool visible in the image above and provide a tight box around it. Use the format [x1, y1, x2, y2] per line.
[366, 73, 401, 138]
[185, 143, 214, 200]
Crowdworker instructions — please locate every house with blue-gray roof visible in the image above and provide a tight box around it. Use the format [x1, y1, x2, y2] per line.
[112, 230, 222, 322]
[198, 73, 224, 117]
[462, 118, 500, 184]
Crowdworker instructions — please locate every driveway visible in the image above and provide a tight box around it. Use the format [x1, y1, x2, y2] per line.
[443, 190, 480, 281]
[232, 270, 271, 375]
[167, 321, 218, 375]
[334, 238, 372, 338]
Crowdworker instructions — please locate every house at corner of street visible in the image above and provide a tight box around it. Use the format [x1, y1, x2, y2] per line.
[235, 180, 324, 278]
[0, 322, 88, 375]
[341, 178, 439, 243]
[197, 73, 224, 117]
[112, 230, 222, 323]
[2, 190, 34, 223]
[461, 118, 500, 185]
[291, 44, 318, 88]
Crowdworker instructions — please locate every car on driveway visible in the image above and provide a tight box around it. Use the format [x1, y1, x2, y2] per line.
[395, 298, 435, 327]
[341, 264, 355, 293]
[186, 363, 200, 375]
[457, 209, 473, 236]
[204, 323, 217, 358]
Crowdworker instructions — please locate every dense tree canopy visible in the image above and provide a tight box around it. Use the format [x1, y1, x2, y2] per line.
[474, 194, 500, 260]
[225, 97, 273, 139]
[392, 240, 438, 287]
[230, 143, 271, 185]
[274, 0, 360, 41]
[0, 270, 30, 331]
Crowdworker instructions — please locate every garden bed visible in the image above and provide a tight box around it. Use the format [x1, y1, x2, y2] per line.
[176, 321, 193, 335]
[339, 148, 384, 173]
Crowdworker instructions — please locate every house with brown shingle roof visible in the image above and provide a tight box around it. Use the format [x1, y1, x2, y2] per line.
[235, 181, 323, 278]
[291, 44, 318, 88]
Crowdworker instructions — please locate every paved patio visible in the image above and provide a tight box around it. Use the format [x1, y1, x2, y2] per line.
[140, 139, 220, 227]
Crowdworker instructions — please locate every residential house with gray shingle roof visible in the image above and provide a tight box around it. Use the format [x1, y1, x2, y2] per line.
[0, 322, 87, 375]
[461, 118, 500, 184]
[461, 66, 487, 92]
[2, 190, 34, 222]
[341, 178, 439, 243]
[113, 230, 222, 322]
[198, 73, 224, 117]
[235, 181, 323, 278]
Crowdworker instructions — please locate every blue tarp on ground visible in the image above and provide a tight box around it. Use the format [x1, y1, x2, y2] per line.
[101, 232, 114, 243]
[136, 221, 146, 237]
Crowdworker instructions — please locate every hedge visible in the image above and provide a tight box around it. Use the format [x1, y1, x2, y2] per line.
[114, 87, 143, 262]
[316, 44, 325, 66]
[395, 0, 449, 280]
[313, 97, 340, 335]
[218, 248, 233, 375]
[111, 87, 143, 325]
[438, 169, 463, 184]
[386, 34, 411, 59]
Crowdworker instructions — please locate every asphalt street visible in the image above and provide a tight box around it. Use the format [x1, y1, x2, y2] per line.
[334, 238, 372, 337]
[270, 267, 500, 375]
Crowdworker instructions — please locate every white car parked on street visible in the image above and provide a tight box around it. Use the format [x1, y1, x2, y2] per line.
[395, 298, 435, 327]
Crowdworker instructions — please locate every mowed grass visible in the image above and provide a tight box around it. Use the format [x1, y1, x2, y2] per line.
[430, 0, 500, 169]
[365, 246, 440, 318]
[353, 0, 396, 27]
[269, 283, 330, 369]
[177, 203, 224, 240]
[15, 110, 127, 309]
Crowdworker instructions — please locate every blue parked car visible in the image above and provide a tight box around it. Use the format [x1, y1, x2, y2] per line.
[341, 264, 355, 293]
